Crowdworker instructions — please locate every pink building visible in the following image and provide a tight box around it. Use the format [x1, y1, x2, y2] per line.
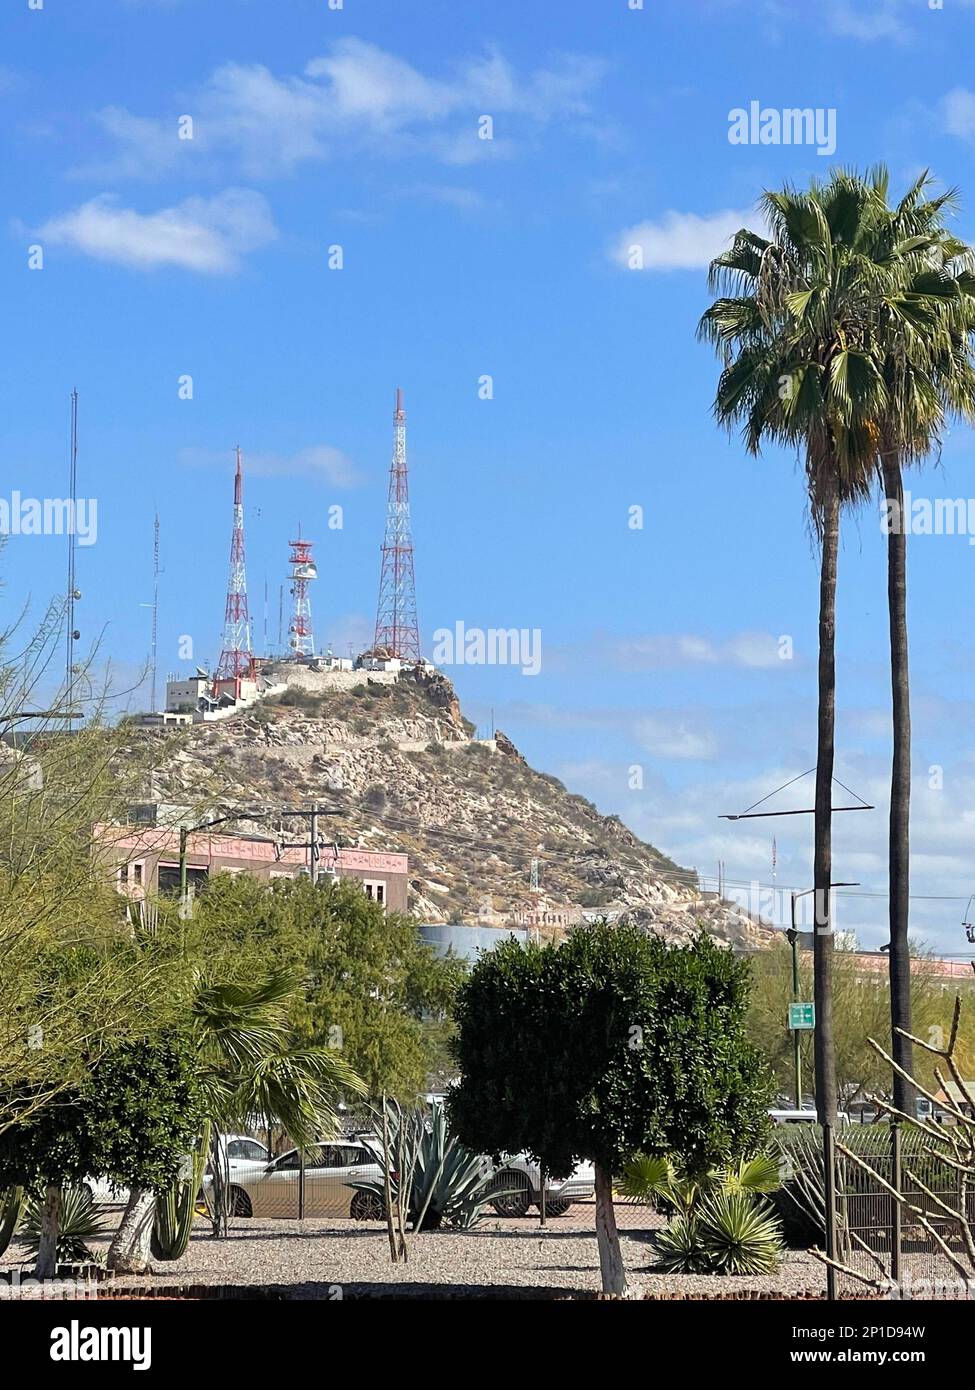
[97, 823, 409, 913]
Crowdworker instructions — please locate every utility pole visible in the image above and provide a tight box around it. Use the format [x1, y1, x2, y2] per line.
[276, 805, 344, 883]
[787, 895, 803, 1111]
[65, 389, 79, 706]
[790, 879, 858, 1301]
[151, 513, 160, 713]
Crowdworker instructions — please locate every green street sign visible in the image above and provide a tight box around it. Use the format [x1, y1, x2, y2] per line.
[788, 1002, 815, 1031]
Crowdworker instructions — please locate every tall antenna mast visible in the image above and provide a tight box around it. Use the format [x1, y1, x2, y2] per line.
[373, 388, 421, 661]
[215, 446, 252, 681]
[150, 511, 160, 711]
[288, 528, 317, 660]
[65, 389, 79, 705]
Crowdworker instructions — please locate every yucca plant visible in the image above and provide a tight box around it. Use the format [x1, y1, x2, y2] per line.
[21, 1187, 107, 1265]
[654, 1210, 705, 1273]
[0, 1186, 23, 1257]
[621, 1151, 784, 1275]
[696, 1189, 784, 1275]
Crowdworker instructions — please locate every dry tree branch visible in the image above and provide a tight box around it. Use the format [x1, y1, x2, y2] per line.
[836, 1141, 972, 1283]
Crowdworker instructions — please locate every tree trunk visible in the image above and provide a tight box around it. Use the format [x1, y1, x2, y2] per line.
[107, 1186, 155, 1274]
[813, 486, 839, 1129]
[593, 1162, 628, 1297]
[35, 1184, 60, 1280]
[882, 450, 914, 1114]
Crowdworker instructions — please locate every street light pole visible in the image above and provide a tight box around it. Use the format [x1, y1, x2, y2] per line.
[787, 894, 802, 1110]
[176, 810, 263, 920]
[789, 880, 858, 1302]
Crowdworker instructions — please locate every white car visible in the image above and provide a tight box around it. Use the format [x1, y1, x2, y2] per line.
[487, 1156, 596, 1217]
[90, 1132, 271, 1208]
[222, 1140, 385, 1219]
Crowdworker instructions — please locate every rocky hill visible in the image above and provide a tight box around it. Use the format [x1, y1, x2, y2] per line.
[129, 665, 776, 952]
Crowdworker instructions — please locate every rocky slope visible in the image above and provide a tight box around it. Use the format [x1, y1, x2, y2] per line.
[130, 665, 775, 952]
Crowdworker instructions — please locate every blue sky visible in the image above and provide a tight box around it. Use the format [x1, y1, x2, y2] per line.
[4, 0, 975, 950]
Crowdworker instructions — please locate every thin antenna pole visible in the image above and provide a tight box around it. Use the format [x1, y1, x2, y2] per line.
[278, 584, 284, 654]
[151, 512, 160, 711]
[263, 576, 268, 656]
[65, 389, 79, 706]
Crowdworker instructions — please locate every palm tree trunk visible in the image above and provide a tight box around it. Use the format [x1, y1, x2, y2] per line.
[882, 450, 914, 1113]
[107, 1186, 155, 1274]
[813, 485, 839, 1128]
[593, 1162, 628, 1296]
[35, 1183, 60, 1280]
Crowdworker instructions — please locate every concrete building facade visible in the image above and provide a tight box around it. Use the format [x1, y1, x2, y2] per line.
[98, 823, 409, 913]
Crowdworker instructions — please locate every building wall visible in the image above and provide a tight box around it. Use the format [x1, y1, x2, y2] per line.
[97, 824, 409, 914]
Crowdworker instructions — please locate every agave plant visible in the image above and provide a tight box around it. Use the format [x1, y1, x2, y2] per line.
[352, 1100, 513, 1231]
[21, 1187, 107, 1265]
[0, 1187, 23, 1257]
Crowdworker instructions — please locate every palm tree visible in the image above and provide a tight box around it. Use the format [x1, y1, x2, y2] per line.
[107, 969, 365, 1273]
[700, 173, 884, 1130]
[856, 173, 975, 1112]
[701, 170, 975, 1128]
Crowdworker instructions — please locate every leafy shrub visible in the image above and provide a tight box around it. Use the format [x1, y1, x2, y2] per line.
[621, 1151, 783, 1274]
[666, 1190, 783, 1275]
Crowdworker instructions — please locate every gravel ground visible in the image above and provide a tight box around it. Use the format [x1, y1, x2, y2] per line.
[2, 1201, 837, 1299]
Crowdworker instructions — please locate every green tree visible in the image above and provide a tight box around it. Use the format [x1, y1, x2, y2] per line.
[747, 939, 975, 1105]
[107, 965, 365, 1272]
[0, 1031, 203, 1278]
[0, 600, 178, 1130]
[854, 175, 975, 1110]
[700, 175, 885, 1129]
[448, 924, 771, 1296]
[701, 171, 975, 1118]
[191, 874, 465, 1097]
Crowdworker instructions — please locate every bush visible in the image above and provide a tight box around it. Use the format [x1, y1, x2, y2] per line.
[21, 1187, 108, 1265]
[646, 1177, 783, 1275]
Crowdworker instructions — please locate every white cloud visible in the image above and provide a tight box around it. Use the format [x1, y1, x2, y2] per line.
[179, 444, 361, 486]
[633, 715, 717, 761]
[610, 208, 759, 273]
[554, 630, 788, 671]
[828, 4, 909, 43]
[73, 41, 607, 181]
[944, 87, 975, 143]
[38, 189, 276, 273]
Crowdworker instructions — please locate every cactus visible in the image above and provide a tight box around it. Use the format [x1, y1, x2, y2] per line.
[151, 1126, 209, 1261]
[0, 1187, 24, 1257]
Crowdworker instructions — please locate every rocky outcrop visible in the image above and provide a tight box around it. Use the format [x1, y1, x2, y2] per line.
[131, 669, 776, 953]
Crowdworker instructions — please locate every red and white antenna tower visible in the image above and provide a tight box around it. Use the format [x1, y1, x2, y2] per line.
[288, 530, 317, 660]
[373, 388, 421, 661]
[215, 446, 253, 680]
